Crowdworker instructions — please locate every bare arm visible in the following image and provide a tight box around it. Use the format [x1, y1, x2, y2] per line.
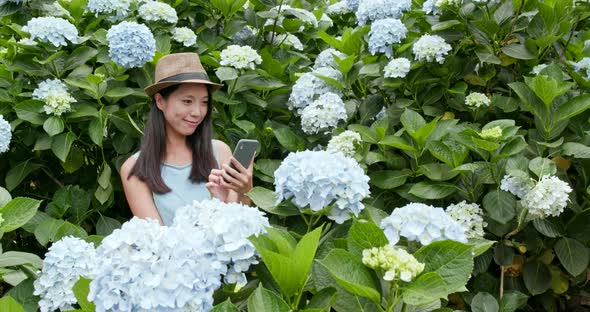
[212, 140, 253, 205]
[120, 156, 164, 225]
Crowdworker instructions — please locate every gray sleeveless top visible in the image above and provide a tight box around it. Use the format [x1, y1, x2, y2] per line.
[131, 144, 220, 225]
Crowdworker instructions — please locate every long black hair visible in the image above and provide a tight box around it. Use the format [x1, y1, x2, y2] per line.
[129, 84, 218, 194]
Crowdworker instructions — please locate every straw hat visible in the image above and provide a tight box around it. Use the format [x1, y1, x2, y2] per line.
[144, 53, 223, 97]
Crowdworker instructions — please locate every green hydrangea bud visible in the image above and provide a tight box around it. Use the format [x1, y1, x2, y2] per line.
[362, 245, 425, 282]
[479, 126, 502, 140]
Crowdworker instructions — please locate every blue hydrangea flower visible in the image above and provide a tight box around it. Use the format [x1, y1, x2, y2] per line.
[274, 150, 370, 224]
[288, 67, 343, 113]
[86, 0, 133, 22]
[368, 18, 407, 58]
[172, 198, 269, 285]
[33, 236, 97, 312]
[22, 17, 78, 47]
[301, 92, 347, 134]
[574, 57, 590, 79]
[32, 79, 76, 115]
[314, 48, 346, 69]
[345, 0, 359, 11]
[384, 57, 411, 78]
[171, 27, 197, 47]
[380, 203, 468, 245]
[412, 34, 452, 64]
[89, 217, 225, 312]
[106, 21, 156, 69]
[138, 1, 178, 24]
[356, 0, 412, 25]
[0, 115, 11, 154]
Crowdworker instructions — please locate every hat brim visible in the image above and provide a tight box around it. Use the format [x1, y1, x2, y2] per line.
[144, 79, 224, 97]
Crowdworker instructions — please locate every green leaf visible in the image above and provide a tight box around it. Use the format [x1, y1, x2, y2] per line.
[0, 198, 42, 232]
[400, 109, 425, 142]
[532, 218, 563, 238]
[561, 142, 590, 158]
[528, 157, 556, 178]
[554, 237, 589, 276]
[432, 20, 461, 31]
[369, 169, 412, 189]
[43, 116, 64, 136]
[51, 132, 76, 162]
[5, 160, 43, 191]
[408, 182, 457, 199]
[6, 278, 38, 312]
[72, 277, 95, 311]
[88, 109, 106, 147]
[63, 46, 98, 72]
[34, 218, 64, 246]
[556, 94, 590, 121]
[501, 44, 536, 60]
[98, 163, 111, 189]
[54, 221, 88, 241]
[483, 190, 516, 224]
[524, 75, 573, 107]
[522, 261, 551, 295]
[347, 220, 389, 258]
[211, 299, 240, 312]
[105, 87, 135, 99]
[414, 240, 474, 294]
[498, 136, 527, 158]
[0, 251, 42, 268]
[0, 296, 24, 312]
[348, 124, 379, 144]
[499, 290, 528, 312]
[94, 183, 113, 205]
[402, 272, 447, 306]
[247, 187, 299, 216]
[306, 287, 337, 310]
[247, 285, 290, 312]
[417, 163, 459, 181]
[14, 100, 46, 125]
[318, 249, 381, 305]
[508, 82, 546, 119]
[96, 216, 121, 236]
[475, 49, 501, 65]
[471, 292, 499, 312]
[111, 110, 143, 136]
[0, 186, 11, 208]
[273, 127, 305, 152]
[216, 67, 239, 81]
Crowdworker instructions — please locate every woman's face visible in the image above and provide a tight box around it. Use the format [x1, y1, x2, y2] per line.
[155, 83, 209, 137]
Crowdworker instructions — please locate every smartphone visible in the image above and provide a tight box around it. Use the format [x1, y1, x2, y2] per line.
[229, 139, 259, 170]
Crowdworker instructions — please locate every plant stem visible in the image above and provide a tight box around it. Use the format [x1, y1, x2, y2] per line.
[500, 265, 505, 299]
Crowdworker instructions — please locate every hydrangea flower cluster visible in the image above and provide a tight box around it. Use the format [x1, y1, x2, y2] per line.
[301, 92, 347, 134]
[86, 0, 133, 22]
[384, 57, 411, 78]
[319, 13, 334, 28]
[32, 79, 76, 116]
[22, 17, 78, 47]
[314, 48, 346, 69]
[220, 45, 262, 70]
[368, 18, 407, 58]
[327, 130, 362, 157]
[423, 0, 462, 14]
[33, 236, 97, 312]
[0, 115, 11, 154]
[500, 174, 535, 199]
[521, 175, 572, 218]
[106, 21, 155, 69]
[288, 67, 343, 113]
[172, 198, 269, 285]
[345, 0, 360, 11]
[362, 245, 425, 282]
[465, 92, 491, 108]
[446, 201, 487, 239]
[17, 38, 37, 46]
[531, 64, 548, 75]
[274, 150, 370, 224]
[138, 1, 178, 24]
[326, 1, 351, 15]
[356, 0, 412, 25]
[269, 33, 304, 51]
[380, 203, 468, 245]
[89, 217, 225, 312]
[171, 27, 197, 47]
[479, 126, 502, 140]
[574, 57, 590, 79]
[412, 34, 452, 64]
[265, 5, 318, 29]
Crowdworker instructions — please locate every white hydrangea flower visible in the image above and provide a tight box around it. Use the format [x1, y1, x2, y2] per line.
[446, 201, 487, 239]
[500, 174, 535, 199]
[288, 67, 343, 113]
[86, 0, 133, 22]
[574, 57, 590, 79]
[172, 198, 269, 285]
[32, 79, 76, 116]
[521, 175, 572, 218]
[274, 150, 371, 224]
[531, 64, 548, 75]
[138, 1, 178, 24]
[33, 236, 98, 312]
[0, 115, 11, 154]
[380, 203, 468, 246]
[314, 48, 346, 69]
[412, 34, 452, 64]
[17, 37, 38, 46]
[89, 217, 225, 312]
[326, 1, 351, 15]
[356, 0, 412, 25]
[384, 57, 411, 78]
[319, 13, 334, 28]
[479, 126, 502, 140]
[362, 245, 425, 282]
[220, 44, 262, 70]
[171, 27, 197, 47]
[327, 130, 362, 157]
[266, 5, 318, 28]
[22, 17, 78, 47]
[301, 92, 347, 134]
[465, 92, 491, 108]
[268, 33, 304, 51]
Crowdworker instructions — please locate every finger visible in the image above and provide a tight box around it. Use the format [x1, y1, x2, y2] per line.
[229, 157, 248, 173]
[219, 177, 242, 192]
[210, 168, 223, 176]
[221, 170, 243, 188]
[223, 164, 250, 185]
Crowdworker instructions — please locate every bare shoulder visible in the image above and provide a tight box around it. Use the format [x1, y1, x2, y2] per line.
[213, 139, 232, 156]
[120, 154, 138, 179]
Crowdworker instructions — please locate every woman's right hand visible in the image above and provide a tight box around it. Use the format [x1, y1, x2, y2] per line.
[206, 168, 229, 201]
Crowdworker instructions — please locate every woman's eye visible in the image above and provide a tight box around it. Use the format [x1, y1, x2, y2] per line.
[183, 100, 192, 104]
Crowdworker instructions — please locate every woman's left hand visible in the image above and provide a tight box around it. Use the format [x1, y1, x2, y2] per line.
[220, 157, 253, 196]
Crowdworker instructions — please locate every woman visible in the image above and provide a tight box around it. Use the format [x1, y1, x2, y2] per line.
[120, 53, 253, 225]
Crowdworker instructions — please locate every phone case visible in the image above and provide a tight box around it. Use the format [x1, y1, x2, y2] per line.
[230, 139, 259, 169]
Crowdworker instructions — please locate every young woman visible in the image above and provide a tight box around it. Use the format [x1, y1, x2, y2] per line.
[120, 53, 253, 225]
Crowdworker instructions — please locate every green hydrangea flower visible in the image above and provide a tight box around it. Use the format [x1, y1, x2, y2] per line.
[362, 245, 425, 282]
[479, 126, 502, 140]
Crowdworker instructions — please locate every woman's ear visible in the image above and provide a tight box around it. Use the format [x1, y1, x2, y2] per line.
[154, 93, 165, 110]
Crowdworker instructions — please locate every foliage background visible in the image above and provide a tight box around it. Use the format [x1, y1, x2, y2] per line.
[0, 0, 589, 311]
